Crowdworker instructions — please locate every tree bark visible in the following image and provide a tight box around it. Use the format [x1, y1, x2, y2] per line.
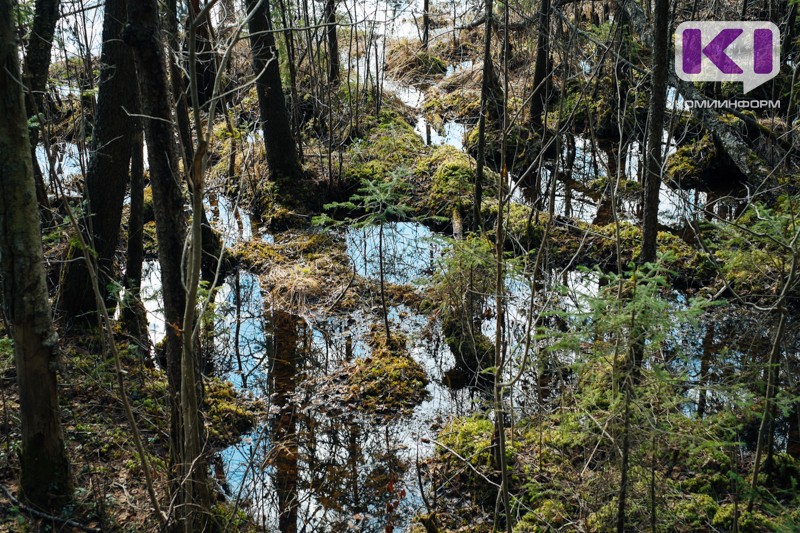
[60, 0, 138, 322]
[529, 0, 551, 129]
[123, 122, 149, 351]
[23, 0, 61, 212]
[123, 3, 212, 529]
[0, 0, 72, 509]
[245, 0, 304, 206]
[640, 0, 669, 263]
[189, 0, 217, 109]
[325, 0, 339, 84]
[422, 0, 430, 50]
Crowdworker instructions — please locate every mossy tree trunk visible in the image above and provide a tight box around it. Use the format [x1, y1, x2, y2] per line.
[0, 0, 72, 509]
[60, 0, 138, 323]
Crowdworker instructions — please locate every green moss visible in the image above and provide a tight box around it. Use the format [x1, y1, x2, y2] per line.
[514, 500, 568, 532]
[423, 88, 482, 123]
[557, 76, 626, 136]
[344, 329, 430, 417]
[0, 337, 13, 362]
[142, 186, 154, 223]
[713, 503, 776, 531]
[414, 145, 496, 216]
[671, 493, 719, 529]
[342, 111, 425, 186]
[204, 378, 260, 446]
[464, 121, 543, 169]
[665, 133, 719, 187]
[438, 415, 495, 469]
[143, 220, 158, 256]
[211, 502, 256, 531]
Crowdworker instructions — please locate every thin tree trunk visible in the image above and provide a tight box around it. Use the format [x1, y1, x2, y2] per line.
[473, 0, 494, 232]
[325, 0, 339, 84]
[123, 122, 149, 351]
[529, 0, 551, 129]
[0, 1, 72, 508]
[748, 309, 787, 513]
[422, 0, 430, 50]
[641, 0, 669, 263]
[276, 0, 304, 162]
[23, 0, 61, 213]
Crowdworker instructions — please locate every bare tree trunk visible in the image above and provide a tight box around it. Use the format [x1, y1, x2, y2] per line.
[641, 0, 669, 263]
[123, 122, 149, 352]
[473, 0, 494, 232]
[189, 0, 217, 109]
[245, 0, 304, 207]
[0, 1, 72, 509]
[23, 0, 61, 212]
[276, 0, 304, 162]
[164, 0, 222, 289]
[529, 0, 551, 129]
[422, 0, 430, 50]
[325, 0, 339, 84]
[123, 2, 213, 529]
[60, 0, 137, 322]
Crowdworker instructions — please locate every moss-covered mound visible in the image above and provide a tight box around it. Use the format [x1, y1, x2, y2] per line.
[0, 334, 257, 531]
[464, 121, 547, 171]
[665, 132, 743, 190]
[233, 230, 355, 312]
[309, 327, 430, 420]
[420, 402, 800, 532]
[481, 200, 716, 288]
[413, 145, 497, 218]
[423, 86, 482, 125]
[203, 378, 261, 447]
[342, 111, 425, 186]
[386, 39, 448, 83]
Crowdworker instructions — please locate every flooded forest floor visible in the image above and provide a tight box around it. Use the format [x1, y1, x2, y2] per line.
[2, 0, 800, 531]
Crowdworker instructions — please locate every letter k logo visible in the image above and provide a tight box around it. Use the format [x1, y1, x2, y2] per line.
[702, 29, 743, 74]
[682, 28, 743, 74]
